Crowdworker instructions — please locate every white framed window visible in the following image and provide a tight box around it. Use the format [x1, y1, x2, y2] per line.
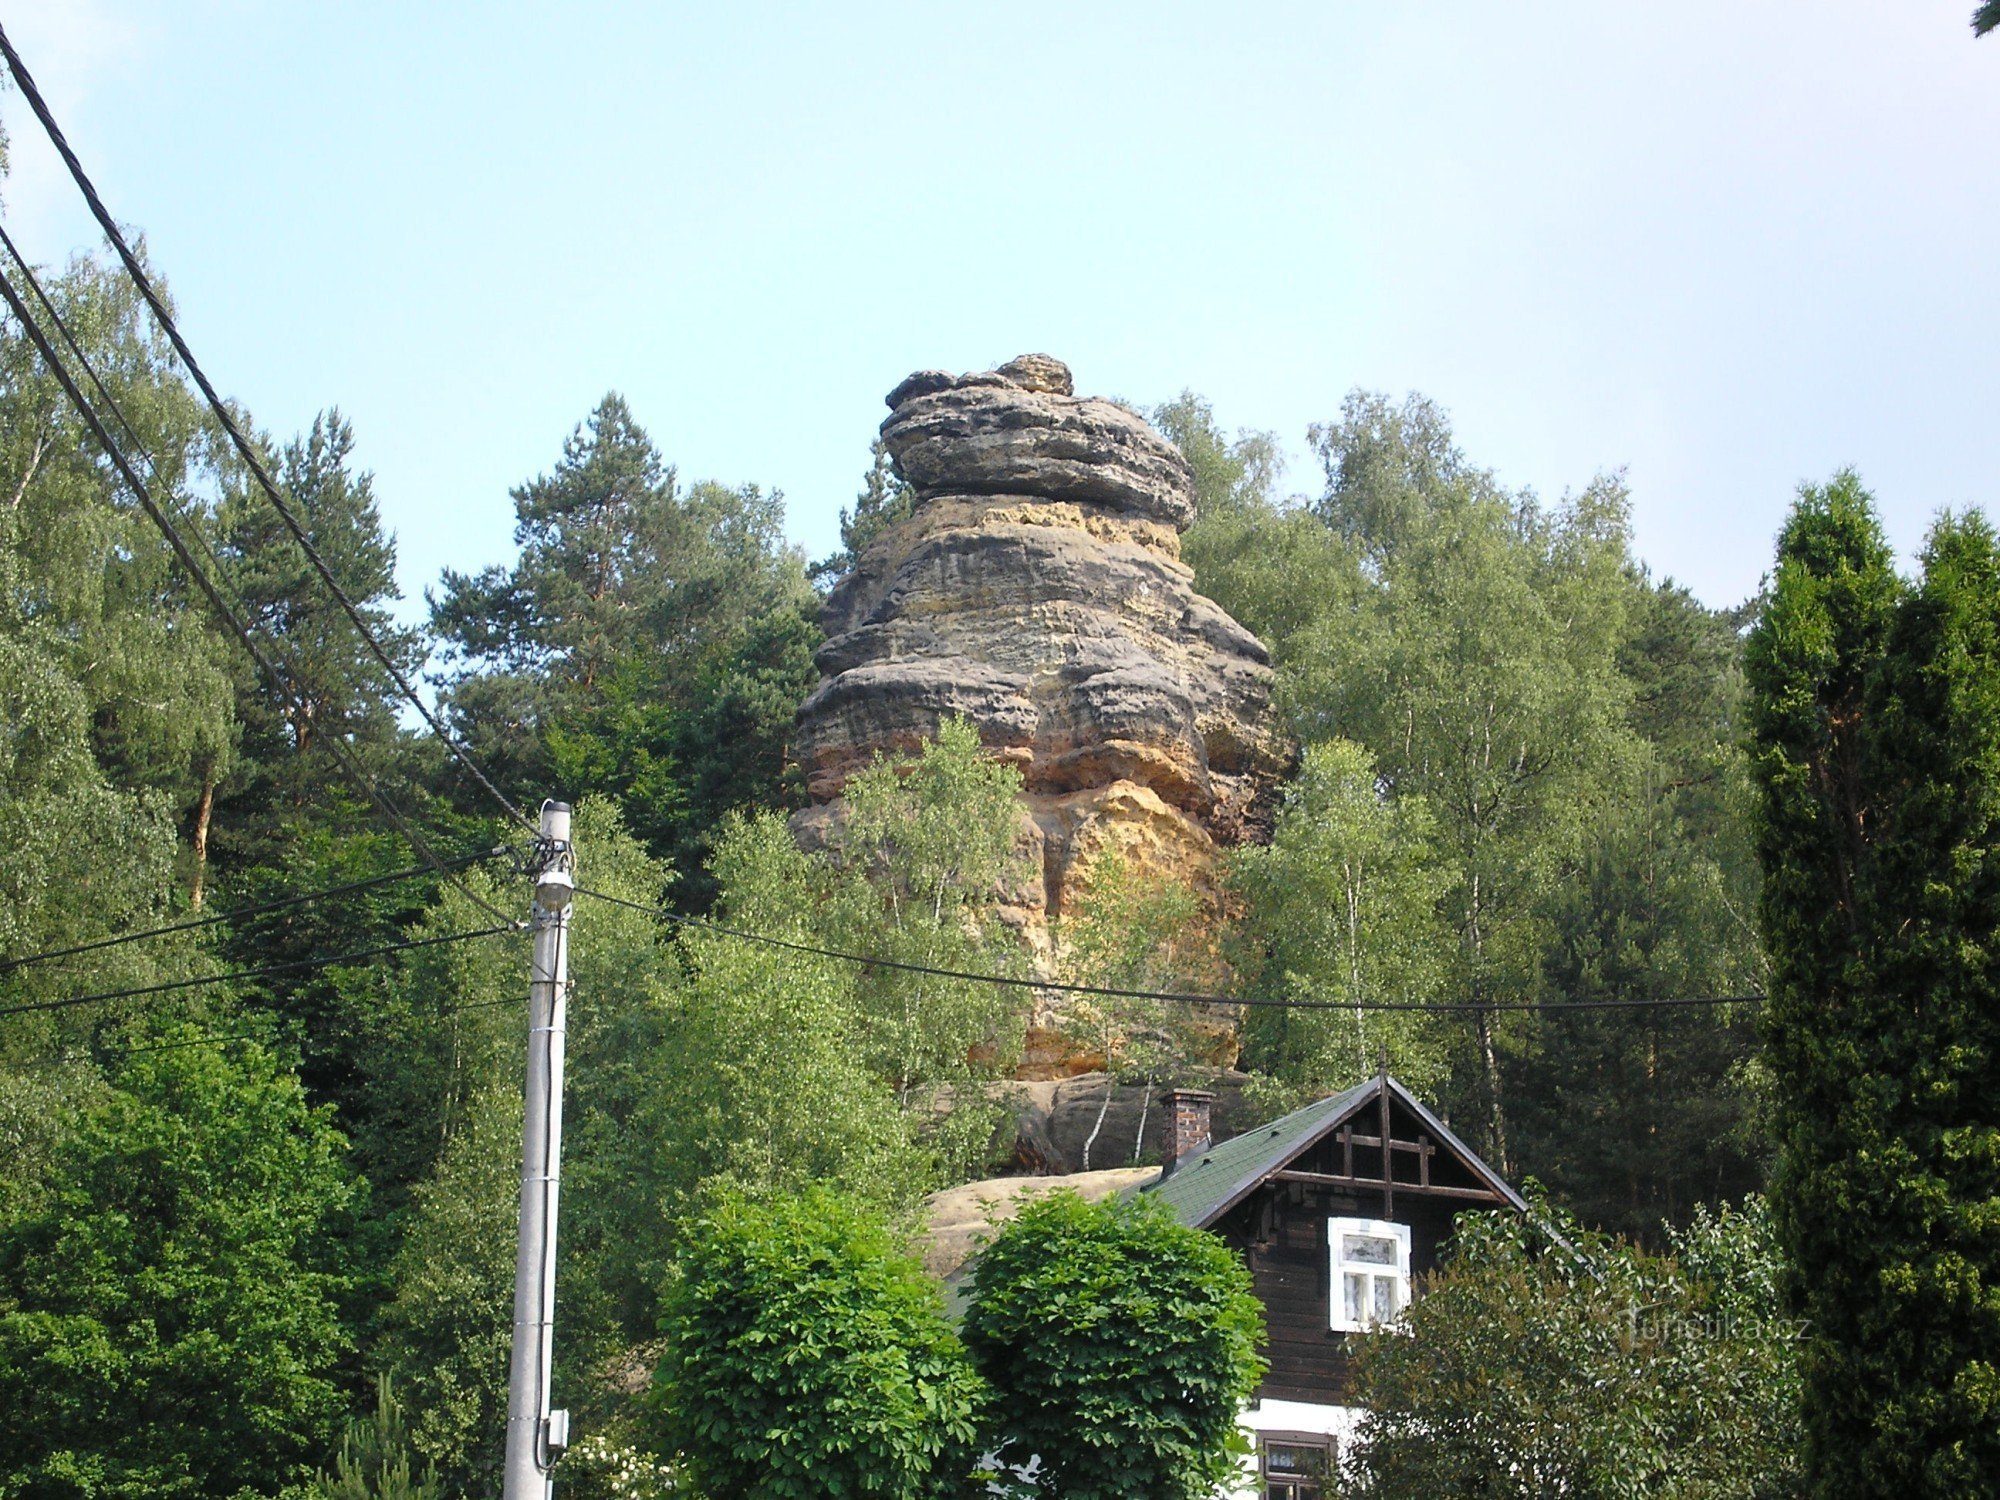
[1328, 1217, 1410, 1332]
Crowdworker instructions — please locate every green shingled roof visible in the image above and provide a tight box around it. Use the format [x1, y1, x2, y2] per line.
[937, 1074, 1530, 1321]
[1140, 1078, 1378, 1229]
[1141, 1073, 1529, 1229]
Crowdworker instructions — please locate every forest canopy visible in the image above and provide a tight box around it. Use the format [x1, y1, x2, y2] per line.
[1, 246, 1783, 1497]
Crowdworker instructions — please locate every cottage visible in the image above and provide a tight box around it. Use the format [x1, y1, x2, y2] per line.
[1142, 1070, 1527, 1497]
[926, 1068, 1526, 1497]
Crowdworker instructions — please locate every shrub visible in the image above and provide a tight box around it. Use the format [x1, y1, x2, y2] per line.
[961, 1191, 1266, 1500]
[1347, 1194, 1803, 1498]
[646, 1187, 983, 1500]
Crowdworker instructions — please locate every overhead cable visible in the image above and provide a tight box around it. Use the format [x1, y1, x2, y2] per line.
[0, 256, 520, 929]
[0, 22, 532, 831]
[0, 848, 509, 976]
[0, 922, 521, 1022]
[573, 886, 1764, 1016]
[18, 989, 527, 1074]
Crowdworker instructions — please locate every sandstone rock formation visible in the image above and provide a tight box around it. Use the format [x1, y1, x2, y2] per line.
[1007, 1071, 1259, 1176]
[794, 356, 1289, 1069]
[918, 1167, 1158, 1282]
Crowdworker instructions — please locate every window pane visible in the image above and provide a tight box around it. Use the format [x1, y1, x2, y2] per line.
[1342, 1233, 1398, 1266]
[1266, 1443, 1328, 1476]
[1343, 1272, 1365, 1326]
[1372, 1274, 1397, 1324]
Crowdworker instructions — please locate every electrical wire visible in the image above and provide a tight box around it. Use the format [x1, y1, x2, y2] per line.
[0, 848, 510, 976]
[573, 886, 1764, 1016]
[0, 922, 521, 1022]
[0, 218, 157, 474]
[0, 22, 532, 832]
[17, 988, 529, 1074]
[0, 254, 521, 929]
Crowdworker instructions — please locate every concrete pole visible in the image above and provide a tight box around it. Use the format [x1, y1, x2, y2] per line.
[503, 801, 574, 1500]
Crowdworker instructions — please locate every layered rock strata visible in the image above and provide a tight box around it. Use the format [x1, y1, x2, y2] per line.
[794, 356, 1288, 1069]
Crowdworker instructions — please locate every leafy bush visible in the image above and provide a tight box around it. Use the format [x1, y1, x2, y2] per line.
[1347, 1193, 1803, 1498]
[961, 1190, 1266, 1500]
[646, 1186, 984, 1500]
[554, 1429, 680, 1500]
[0, 1033, 356, 1498]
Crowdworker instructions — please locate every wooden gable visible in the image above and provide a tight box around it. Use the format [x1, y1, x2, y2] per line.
[1147, 1071, 1522, 1407]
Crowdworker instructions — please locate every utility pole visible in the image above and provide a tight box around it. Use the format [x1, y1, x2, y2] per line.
[504, 801, 575, 1499]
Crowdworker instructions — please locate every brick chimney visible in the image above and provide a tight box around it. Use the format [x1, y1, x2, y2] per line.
[1163, 1087, 1215, 1173]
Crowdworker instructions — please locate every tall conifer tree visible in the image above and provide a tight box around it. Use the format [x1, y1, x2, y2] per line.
[1746, 473, 2000, 1495]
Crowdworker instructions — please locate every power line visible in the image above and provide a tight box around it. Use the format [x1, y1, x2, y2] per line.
[573, 886, 1764, 1016]
[0, 922, 521, 1022]
[45, 1025, 287, 1072]
[0, 218, 157, 473]
[0, 22, 531, 832]
[0, 253, 520, 929]
[0, 847, 510, 976]
[18, 988, 529, 1074]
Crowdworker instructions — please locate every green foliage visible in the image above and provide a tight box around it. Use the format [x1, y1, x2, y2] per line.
[812, 436, 917, 587]
[632, 719, 1032, 1222]
[203, 406, 446, 911]
[833, 717, 1032, 1106]
[221, 829, 518, 1161]
[1509, 577, 1769, 1239]
[1231, 738, 1454, 1104]
[1052, 852, 1214, 1169]
[1975, 2, 1999, 37]
[1157, 391, 1354, 655]
[647, 1186, 984, 1500]
[0, 1032, 357, 1499]
[375, 1081, 520, 1499]
[1165, 388, 1766, 1231]
[1294, 393, 1641, 1168]
[0, 251, 235, 1016]
[1745, 475, 2000, 1496]
[962, 1191, 1267, 1500]
[1348, 1194, 1803, 1498]
[215, 411, 414, 765]
[628, 812, 927, 1223]
[307, 1374, 440, 1500]
[1508, 809, 1766, 1241]
[0, 249, 237, 820]
[431, 394, 819, 896]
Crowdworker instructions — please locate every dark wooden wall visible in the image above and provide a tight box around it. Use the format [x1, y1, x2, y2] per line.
[1219, 1180, 1465, 1405]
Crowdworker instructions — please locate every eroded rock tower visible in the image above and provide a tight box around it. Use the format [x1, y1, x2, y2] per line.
[794, 356, 1288, 1057]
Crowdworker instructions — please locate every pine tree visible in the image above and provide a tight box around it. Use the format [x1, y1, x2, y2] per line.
[810, 436, 916, 587]
[308, 1375, 440, 1500]
[430, 394, 819, 897]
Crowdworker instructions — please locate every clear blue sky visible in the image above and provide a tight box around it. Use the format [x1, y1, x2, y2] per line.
[6, 2, 1996, 626]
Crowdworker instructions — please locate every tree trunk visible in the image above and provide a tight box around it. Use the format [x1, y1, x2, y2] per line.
[1477, 1007, 1511, 1178]
[1130, 1079, 1154, 1167]
[1082, 1075, 1114, 1171]
[1347, 864, 1367, 1077]
[1468, 871, 1512, 1175]
[190, 764, 216, 910]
